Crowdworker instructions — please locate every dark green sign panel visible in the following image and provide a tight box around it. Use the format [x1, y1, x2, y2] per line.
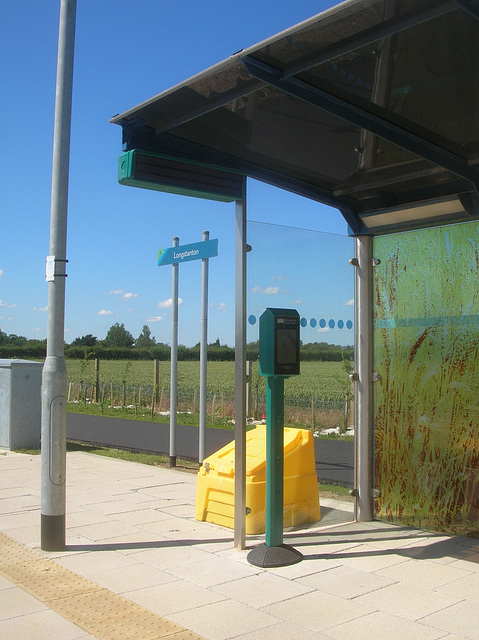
[118, 150, 245, 203]
[259, 308, 300, 377]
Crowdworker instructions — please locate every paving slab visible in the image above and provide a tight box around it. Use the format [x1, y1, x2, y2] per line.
[325, 610, 446, 640]
[124, 580, 227, 616]
[436, 571, 479, 601]
[164, 554, 261, 587]
[376, 557, 473, 589]
[296, 563, 396, 598]
[0, 608, 97, 640]
[211, 571, 313, 607]
[420, 600, 479, 638]
[263, 589, 376, 632]
[2, 449, 479, 640]
[353, 581, 463, 621]
[168, 599, 280, 640]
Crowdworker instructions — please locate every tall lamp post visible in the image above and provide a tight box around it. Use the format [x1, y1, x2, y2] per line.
[41, 0, 76, 551]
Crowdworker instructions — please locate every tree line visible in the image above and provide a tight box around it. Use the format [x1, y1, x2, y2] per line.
[0, 323, 353, 362]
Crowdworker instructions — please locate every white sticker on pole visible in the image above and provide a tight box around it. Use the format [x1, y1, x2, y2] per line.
[46, 256, 55, 282]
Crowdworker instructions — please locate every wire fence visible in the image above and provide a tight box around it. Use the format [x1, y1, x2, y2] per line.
[68, 380, 352, 431]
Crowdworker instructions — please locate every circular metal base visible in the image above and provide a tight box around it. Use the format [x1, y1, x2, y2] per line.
[247, 543, 303, 568]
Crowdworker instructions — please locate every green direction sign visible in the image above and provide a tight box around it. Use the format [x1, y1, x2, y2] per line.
[157, 239, 218, 266]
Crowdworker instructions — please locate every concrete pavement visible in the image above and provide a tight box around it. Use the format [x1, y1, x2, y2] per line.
[1, 449, 479, 640]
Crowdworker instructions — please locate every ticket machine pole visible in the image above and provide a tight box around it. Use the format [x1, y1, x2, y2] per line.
[247, 308, 303, 568]
[265, 376, 285, 548]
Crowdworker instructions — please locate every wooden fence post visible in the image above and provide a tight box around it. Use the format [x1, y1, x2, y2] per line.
[211, 393, 216, 419]
[94, 358, 100, 403]
[153, 359, 159, 404]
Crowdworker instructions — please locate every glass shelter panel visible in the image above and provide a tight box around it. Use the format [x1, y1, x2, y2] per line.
[247, 221, 354, 440]
[373, 221, 479, 536]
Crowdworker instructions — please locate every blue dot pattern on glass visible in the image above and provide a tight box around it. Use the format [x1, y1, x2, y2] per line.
[247, 314, 353, 329]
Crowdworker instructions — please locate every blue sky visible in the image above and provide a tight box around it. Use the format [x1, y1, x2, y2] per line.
[1, 0, 352, 347]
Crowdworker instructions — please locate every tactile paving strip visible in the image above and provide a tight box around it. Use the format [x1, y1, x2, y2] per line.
[0, 532, 204, 640]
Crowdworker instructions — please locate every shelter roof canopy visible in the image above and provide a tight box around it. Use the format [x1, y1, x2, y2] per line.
[111, 0, 479, 235]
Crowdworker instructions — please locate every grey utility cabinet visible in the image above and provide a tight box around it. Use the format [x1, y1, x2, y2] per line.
[0, 359, 43, 450]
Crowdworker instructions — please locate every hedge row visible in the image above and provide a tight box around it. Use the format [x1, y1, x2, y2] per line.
[0, 343, 352, 362]
[0, 345, 235, 361]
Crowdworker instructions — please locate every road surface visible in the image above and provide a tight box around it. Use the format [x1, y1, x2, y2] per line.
[66, 413, 354, 486]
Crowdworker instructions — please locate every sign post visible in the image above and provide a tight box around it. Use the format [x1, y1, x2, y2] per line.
[247, 308, 303, 568]
[169, 236, 179, 467]
[199, 231, 209, 465]
[158, 235, 218, 467]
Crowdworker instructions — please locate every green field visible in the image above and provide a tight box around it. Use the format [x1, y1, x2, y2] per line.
[66, 359, 350, 407]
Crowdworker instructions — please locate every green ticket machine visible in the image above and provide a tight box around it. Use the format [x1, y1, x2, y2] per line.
[247, 308, 303, 568]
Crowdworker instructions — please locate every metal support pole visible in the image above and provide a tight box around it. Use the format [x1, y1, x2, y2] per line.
[248, 371, 301, 567]
[199, 230, 209, 464]
[169, 236, 179, 467]
[245, 360, 252, 419]
[354, 235, 375, 521]
[265, 377, 284, 548]
[234, 198, 247, 550]
[41, 0, 76, 552]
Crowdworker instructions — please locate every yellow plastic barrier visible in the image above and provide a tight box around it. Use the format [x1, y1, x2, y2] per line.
[195, 425, 320, 534]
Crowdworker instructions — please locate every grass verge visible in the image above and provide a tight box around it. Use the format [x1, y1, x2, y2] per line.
[67, 401, 234, 430]
[67, 401, 354, 441]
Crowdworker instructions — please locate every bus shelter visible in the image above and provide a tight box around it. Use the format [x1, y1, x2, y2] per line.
[111, 0, 479, 548]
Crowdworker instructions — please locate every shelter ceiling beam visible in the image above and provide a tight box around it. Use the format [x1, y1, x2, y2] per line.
[284, 0, 459, 78]
[453, 0, 479, 19]
[354, 180, 475, 217]
[242, 56, 479, 196]
[154, 81, 266, 135]
[121, 126, 364, 233]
